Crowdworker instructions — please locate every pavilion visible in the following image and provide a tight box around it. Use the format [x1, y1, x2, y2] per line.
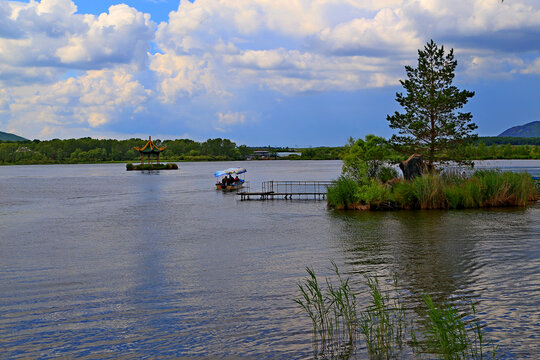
[134, 136, 166, 165]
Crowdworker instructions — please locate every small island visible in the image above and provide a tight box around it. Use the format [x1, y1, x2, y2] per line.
[327, 41, 539, 211]
[126, 136, 178, 171]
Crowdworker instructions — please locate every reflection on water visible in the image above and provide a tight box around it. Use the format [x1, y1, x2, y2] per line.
[0, 160, 538, 359]
[330, 205, 539, 358]
[336, 209, 485, 297]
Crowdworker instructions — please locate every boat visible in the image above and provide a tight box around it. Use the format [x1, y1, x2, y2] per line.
[214, 167, 247, 191]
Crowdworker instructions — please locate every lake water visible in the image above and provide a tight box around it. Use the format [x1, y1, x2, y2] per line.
[1, 160, 538, 359]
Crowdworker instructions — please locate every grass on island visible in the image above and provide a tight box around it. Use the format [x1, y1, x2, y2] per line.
[327, 169, 539, 210]
[126, 163, 178, 171]
[294, 263, 497, 360]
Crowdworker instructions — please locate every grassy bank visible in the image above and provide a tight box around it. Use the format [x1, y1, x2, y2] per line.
[327, 170, 539, 210]
[126, 163, 178, 171]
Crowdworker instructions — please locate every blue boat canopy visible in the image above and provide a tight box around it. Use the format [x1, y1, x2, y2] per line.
[214, 167, 247, 177]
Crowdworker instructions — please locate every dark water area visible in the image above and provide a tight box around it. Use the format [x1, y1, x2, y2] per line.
[0, 160, 538, 359]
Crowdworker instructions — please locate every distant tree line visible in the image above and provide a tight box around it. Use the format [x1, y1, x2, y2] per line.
[299, 147, 344, 160]
[0, 136, 538, 165]
[477, 136, 540, 146]
[0, 137, 249, 165]
[458, 141, 540, 160]
[299, 141, 540, 161]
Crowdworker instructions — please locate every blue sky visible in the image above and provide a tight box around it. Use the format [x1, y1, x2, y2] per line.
[1, 0, 539, 146]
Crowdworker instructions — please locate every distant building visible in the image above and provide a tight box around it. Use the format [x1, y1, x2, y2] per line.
[254, 150, 269, 157]
[246, 150, 300, 160]
[276, 152, 302, 157]
[246, 150, 270, 160]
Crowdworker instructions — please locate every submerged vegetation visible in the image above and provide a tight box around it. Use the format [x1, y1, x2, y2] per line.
[295, 263, 497, 360]
[327, 170, 538, 210]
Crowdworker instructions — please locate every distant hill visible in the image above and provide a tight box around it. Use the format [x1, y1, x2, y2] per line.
[498, 121, 540, 137]
[0, 131, 28, 142]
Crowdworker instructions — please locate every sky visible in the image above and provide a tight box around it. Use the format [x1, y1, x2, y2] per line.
[0, 0, 539, 147]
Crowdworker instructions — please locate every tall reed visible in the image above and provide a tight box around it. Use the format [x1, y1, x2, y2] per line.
[500, 171, 538, 205]
[294, 262, 358, 359]
[390, 181, 416, 208]
[358, 275, 407, 359]
[329, 169, 538, 210]
[327, 176, 360, 209]
[415, 295, 497, 360]
[295, 263, 499, 359]
[444, 184, 464, 209]
[412, 172, 446, 209]
[419, 295, 470, 359]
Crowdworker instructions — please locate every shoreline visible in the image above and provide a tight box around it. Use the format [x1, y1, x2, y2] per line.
[2, 158, 540, 166]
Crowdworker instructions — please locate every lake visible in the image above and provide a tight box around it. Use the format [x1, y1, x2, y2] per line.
[0, 160, 539, 359]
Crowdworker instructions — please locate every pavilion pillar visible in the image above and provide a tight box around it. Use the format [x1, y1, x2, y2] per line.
[141, 152, 144, 164]
[157, 153, 160, 165]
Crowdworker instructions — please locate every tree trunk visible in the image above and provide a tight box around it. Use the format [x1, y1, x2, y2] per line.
[399, 154, 424, 181]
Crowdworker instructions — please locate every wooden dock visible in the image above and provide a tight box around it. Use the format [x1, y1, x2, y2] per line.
[238, 180, 333, 201]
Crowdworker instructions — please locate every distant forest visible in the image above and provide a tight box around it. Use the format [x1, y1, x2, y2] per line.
[0, 137, 341, 165]
[0, 138, 246, 164]
[0, 136, 538, 165]
[477, 136, 540, 145]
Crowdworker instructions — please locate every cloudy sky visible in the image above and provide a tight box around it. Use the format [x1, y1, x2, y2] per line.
[1, 0, 539, 146]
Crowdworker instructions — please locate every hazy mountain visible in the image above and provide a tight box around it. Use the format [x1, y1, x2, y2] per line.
[0, 131, 28, 142]
[498, 121, 540, 137]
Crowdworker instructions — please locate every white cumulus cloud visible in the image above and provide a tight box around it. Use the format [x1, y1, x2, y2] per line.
[55, 4, 154, 68]
[0, 0, 154, 81]
[1, 0, 540, 141]
[521, 58, 540, 74]
[2, 67, 151, 138]
[218, 112, 246, 126]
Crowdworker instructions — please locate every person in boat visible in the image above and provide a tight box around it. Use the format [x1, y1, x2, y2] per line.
[227, 174, 234, 185]
[221, 177, 227, 187]
[234, 175, 240, 183]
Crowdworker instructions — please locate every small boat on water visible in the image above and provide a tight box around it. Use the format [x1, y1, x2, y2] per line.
[215, 167, 246, 191]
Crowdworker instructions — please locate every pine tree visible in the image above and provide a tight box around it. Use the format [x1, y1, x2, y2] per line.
[386, 40, 477, 169]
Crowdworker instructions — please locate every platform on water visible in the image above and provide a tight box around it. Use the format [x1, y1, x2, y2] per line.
[238, 180, 333, 200]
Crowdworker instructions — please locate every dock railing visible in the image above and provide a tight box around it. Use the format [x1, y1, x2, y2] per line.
[238, 180, 334, 200]
[238, 181, 250, 193]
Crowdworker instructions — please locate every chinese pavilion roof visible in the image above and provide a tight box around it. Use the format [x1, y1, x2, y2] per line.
[134, 136, 166, 154]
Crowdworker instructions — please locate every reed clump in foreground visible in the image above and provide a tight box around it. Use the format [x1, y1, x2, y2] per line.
[294, 264, 497, 360]
[327, 170, 538, 210]
[294, 262, 358, 359]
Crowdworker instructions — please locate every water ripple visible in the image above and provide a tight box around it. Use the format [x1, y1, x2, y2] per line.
[1, 162, 539, 358]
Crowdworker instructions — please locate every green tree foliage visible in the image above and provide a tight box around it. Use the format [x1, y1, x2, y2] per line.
[0, 137, 249, 164]
[1, 136, 537, 165]
[342, 135, 396, 183]
[327, 170, 538, 210]
[387, 40, 477, 169]
[299, 147, 343, 160]
[458, 141, 540, 160]
[478, 136, 540, 146]
[200, 138, 237, 158]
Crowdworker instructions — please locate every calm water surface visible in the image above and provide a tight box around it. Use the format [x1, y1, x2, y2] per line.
[0, 160, 538, 359]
